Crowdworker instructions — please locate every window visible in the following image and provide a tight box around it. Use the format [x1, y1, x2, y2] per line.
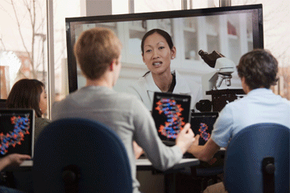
[0, 0, 47, 99]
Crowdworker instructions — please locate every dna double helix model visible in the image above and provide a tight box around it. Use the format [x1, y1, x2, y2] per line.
[155, 98, 185, 139]
[199, 123, 211, 141]
[0, 116, 31, 155]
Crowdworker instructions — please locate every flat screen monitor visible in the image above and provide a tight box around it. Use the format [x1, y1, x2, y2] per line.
[0, 109, 35, 158]
[66, 4, 263, 98]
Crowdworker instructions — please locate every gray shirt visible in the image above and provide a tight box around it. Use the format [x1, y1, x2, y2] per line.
[51, 86, 182, 193]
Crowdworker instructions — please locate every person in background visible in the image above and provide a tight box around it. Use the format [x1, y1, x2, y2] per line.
[188, 49, 290, 192]
[6, 79, 50, 142]
[5, 79, 50, 193]
[127, 28, 203, 111]
[0, 154, 31, 193]
[51, 27, 195, 193]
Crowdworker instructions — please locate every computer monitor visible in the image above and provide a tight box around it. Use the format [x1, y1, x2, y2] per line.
[66, 4, 263, 95]
[0, 109, 35, 158]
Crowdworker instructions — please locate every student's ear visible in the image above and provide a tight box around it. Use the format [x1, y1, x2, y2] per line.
[110, 58, 120, 71]
[241, 76, 250, 94]
[109, 61, 114, 71]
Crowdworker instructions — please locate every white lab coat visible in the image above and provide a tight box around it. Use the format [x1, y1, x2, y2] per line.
[126, 70, 203, 111]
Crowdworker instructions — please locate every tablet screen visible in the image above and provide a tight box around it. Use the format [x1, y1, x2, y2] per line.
[191, 112, 218, 145]
[152, 92, 191, 143]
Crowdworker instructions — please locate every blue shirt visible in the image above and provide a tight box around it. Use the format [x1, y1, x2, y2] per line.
[211, 88, 290, 147]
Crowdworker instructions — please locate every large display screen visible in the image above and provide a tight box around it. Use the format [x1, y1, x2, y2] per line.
[66, 4, 263, 99]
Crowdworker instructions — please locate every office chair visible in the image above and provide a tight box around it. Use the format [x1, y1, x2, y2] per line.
[32, 118, 132, 193]
[224, 123, 290, 193]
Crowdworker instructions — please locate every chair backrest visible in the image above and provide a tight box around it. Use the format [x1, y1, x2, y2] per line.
[224, 123, 289, 193]
[32, 118, 132, 193]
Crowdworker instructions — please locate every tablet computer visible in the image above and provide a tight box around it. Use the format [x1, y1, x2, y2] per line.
[191, 112, 219, 145]
[152, 92, 191, 146]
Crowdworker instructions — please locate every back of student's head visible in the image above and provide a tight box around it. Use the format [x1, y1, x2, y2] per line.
[237, 49, 278, 89]
[6, 79, 44, 117]
[74, 27, 122, 80]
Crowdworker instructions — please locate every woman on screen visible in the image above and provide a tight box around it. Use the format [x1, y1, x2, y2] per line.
[127, 28, 202, 111]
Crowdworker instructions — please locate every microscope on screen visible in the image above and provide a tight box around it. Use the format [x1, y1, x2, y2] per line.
[199, 50, 235, 91]
[197, 50, 244, 112]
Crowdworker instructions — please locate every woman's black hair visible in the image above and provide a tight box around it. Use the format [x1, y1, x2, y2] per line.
[6, 79, 45, 117]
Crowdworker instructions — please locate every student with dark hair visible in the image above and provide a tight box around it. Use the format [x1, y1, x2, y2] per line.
[6, 79, 50, 142]
[188, 49, 290, 192]
[127, 28, 202, 111]
[52, 27, 195, 193]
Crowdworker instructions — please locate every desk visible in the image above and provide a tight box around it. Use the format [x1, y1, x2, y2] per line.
[136, 158, 199, 171]
[19, 158, 200, 170]
[19, 160, 33, 168]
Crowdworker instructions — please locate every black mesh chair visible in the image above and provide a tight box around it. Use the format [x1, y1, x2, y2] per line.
[32, 118, 132, 193]
[224, 123, 290, 193]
